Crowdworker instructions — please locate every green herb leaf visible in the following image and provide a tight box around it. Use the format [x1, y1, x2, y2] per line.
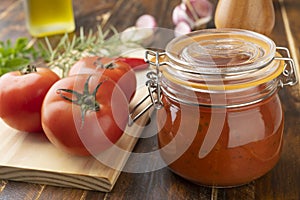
[0, 37, 38, 76]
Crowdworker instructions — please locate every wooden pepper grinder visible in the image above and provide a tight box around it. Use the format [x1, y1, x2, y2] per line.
[214, 0, 275, 36]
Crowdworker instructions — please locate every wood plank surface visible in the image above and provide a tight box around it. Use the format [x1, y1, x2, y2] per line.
[0, 0, 299, 199]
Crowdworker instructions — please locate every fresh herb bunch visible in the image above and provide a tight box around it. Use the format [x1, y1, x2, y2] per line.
[0, 26, 143, 77]
[39, 26, 142, 77]
[0, 38, 38, 76]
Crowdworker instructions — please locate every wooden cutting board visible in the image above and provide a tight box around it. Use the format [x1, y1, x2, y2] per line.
[0, 55, 153, 192]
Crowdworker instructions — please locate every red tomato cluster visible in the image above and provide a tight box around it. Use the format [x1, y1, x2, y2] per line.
[0, 57, 146, 156]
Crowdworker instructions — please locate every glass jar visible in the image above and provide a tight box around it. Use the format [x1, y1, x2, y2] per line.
[144, 29, 297, 187]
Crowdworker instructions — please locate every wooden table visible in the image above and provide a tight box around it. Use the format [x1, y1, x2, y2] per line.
[0, 0, 299, 199]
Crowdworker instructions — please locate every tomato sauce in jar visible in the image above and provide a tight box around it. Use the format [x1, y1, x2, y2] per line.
[157, 90, 283, 186]
[145, 29, 297, 187]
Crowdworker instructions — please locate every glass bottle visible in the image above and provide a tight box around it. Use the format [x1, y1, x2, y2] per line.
[24, 0, 75, 37]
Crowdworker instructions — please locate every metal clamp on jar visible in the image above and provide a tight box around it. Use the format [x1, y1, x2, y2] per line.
[131, 29, 298, 187]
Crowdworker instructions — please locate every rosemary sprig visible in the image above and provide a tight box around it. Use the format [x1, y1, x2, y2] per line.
[39, 26, 142, 77]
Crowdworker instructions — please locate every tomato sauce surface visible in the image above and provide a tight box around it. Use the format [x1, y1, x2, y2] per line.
[157, 92, 283, 187]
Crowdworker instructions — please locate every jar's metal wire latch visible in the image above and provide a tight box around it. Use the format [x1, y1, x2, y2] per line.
[128, 50, 165, 126]
[275, 47, 299, 87]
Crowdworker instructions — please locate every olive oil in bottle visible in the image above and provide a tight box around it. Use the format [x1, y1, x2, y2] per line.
[24, 0, 75, 37]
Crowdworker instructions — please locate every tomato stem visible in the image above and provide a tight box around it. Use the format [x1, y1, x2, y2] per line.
[94, 57, 116, 69]
[21, 65, 37, 75]
[57, 75, 103, 128]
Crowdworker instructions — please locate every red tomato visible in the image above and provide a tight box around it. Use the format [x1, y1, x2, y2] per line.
[41, 74, 129, 156]
[68, 56, 137, 102]
[0, 66, 60, 132]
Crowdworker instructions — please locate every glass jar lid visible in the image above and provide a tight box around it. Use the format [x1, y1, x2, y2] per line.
[166, 29, 276, 75]
[162, 29, 284, 90]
